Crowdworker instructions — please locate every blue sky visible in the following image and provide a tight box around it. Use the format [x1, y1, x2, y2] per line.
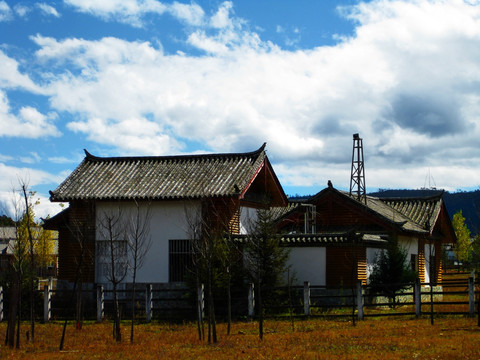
[1, 0, 480, 219]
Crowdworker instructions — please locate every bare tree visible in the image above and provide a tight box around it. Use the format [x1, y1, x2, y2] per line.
[126, 200, 152, 343]
[184, 201, 204, 341]
[186, 200, 218, 342]
[185, 199, 223, 343]
[185, 197, 243, 342]
[4, 187, 26, 348]
[59, 211, 95, 350]
[20, 181, 36, 342]
[97, 206, 129, 342]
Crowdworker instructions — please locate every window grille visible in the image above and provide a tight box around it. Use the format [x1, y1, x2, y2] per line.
[169, 239, 192, 282]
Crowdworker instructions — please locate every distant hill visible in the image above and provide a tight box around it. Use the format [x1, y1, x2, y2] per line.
[370, 189, 480, 235]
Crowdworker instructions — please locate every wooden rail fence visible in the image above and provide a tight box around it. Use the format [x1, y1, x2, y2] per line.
[0, 275, 478, 323]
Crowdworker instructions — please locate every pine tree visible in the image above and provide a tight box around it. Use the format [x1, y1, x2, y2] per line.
[369, 238, 417, 306]
[244, 207, 290, 339]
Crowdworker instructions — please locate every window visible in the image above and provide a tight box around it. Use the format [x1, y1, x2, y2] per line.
[169, 239, 192, 282]
[96, 240, 128, 282]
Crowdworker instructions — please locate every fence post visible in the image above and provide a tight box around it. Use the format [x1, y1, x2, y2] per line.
[469, 276, 475, 317]
[415, 278, 421, 317]
[304, 281, 311, 316]
[357, 281, 364, 320]
[97, 285, 104, 322]
[248, 283, 255, 319]
[197, 283, 204, 321]
[0, 286, 3, 322]
[44, 285, 51, 322]
[146, 284, 153, 323]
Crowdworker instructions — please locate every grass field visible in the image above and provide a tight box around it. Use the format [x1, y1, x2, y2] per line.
[0, 316, 479, 359]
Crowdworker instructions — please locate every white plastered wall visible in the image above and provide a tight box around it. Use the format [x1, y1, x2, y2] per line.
[240, 206, 258, 234]
[366, 247, 382, 282]
[424, 243, 435, 284]
[95, 200, 200, 284]
[398, 236, 418, 261]
[287, 247, 326, 286]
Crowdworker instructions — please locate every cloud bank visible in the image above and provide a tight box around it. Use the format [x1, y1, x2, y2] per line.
[1, 0, 480, 206]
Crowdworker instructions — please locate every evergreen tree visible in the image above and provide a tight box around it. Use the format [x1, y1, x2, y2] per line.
[369, 238, 417, 306]
[244, 207, 290, 339]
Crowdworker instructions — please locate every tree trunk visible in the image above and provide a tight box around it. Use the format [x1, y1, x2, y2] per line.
[76, 282, 83, 330]
[113, 283, 122, 342]
[206, 266, 217, 343]
[130, 279, 136, 343]
[196, 276, 203, 341]
[258, 280, 263, 340]
[227, 270, 231, 336]
[22, 185, 35, 342]
[6, 273, 19, 348]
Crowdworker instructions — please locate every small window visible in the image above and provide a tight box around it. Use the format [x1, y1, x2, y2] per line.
[169, 240, 192, 282]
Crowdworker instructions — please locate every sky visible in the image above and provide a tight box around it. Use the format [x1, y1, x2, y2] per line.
[1, 0, 480, 219]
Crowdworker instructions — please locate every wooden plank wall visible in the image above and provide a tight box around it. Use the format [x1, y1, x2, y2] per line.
[58, 201, 96, 283]
[326, 246, 367, 287]
[418, 238, 426, 283]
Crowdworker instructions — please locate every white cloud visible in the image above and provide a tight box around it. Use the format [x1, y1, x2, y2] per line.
[37, 3, 60, 17]
[32, 35, 159, 69]
[0, 91, 61, 138]
[13, 4, 30, 17]
[67, 116, 179, 154]
[0, 164, 65, 219]
[64, 0, 233, 29]
[64, 0, 166, 27]
[20, 152, 42, 164]
[0, 50, 43, 92]
[168, 1, 204, 26]
[0, 154, 13, 162]
[24, 0, 480, 191]
[210, 1, 233, 29]
[0, 1, 12, 21]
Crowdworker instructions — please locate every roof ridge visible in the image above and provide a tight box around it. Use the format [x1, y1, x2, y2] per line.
[376, 191, 444, 202]
[84, 143, 266, 163]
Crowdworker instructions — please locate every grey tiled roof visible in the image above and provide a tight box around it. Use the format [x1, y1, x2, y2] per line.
[346, 192, 442, 234]
[378, 194, 442, 232]
[282, 187, 444, 236]
[50, 144, 268, 202]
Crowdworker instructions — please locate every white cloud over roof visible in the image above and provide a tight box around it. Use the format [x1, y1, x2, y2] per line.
[1, 0, 480, 198]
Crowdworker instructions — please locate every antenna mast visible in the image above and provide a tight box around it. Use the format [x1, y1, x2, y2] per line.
[350, 133, 366, 204]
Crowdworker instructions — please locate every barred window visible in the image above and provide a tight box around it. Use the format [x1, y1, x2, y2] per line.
[96, 240, 128, 281]
[169, 239, 192, 282]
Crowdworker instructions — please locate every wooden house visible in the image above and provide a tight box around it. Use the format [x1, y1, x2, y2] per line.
[276, 185, 456, 287]
[0, 227, 15, 271]
[44, 144, 287, 285]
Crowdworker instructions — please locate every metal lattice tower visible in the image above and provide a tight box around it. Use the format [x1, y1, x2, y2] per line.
[349, 133, 366, 204]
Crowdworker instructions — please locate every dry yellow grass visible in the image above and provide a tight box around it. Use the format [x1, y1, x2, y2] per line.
[0, 317, 478, 359]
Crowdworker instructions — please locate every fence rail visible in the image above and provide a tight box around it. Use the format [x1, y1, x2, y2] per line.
[0, 275, 479, 323]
